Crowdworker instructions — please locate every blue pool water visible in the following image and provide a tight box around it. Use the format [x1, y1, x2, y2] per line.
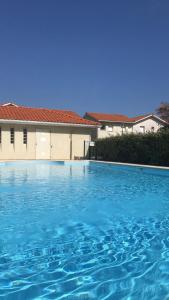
[0, 161, 169, 299]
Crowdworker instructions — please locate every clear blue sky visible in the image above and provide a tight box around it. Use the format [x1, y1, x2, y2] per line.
[0, 0, 168, 116]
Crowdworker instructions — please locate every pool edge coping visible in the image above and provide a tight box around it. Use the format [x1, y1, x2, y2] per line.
[90, 160, 169, 170]
[0, 159, 169, 171]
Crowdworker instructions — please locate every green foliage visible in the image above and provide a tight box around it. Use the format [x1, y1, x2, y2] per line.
[96, 129, 169, 166]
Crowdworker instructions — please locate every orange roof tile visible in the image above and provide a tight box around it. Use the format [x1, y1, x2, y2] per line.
[0, 104, 98, 126]
[85, 112, 149, 123]
[129, 114, 150, 122]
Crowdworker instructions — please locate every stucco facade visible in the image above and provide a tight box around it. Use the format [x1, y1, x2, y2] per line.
[0, 103, 98, 160]
[84, 112, 166, 139]
[97, 122, 124, 138]
[132, 117, 163, 134]
[0, 123, 94, 160]
[96, 117, 164, 138]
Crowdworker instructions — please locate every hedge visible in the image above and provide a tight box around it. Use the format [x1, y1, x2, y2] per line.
[95, 129, 169, 166]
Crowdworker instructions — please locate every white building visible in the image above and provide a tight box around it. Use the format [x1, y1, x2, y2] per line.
[0, 103, 98, 160]
[84, 112, 167, 139]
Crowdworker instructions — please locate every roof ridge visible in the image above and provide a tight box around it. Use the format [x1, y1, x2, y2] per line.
[0, 104, 89, 121]
[87, 112, 128, 116]
[0, 103, 77, 114]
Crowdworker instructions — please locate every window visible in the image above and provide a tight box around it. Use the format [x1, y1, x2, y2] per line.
[23, 128, 27, 144]
[101, 125, 106, 130]
[0, 128, 1, 144]
[140, 126, 145, 133]
[107, 126, 113, 132]
[10, 128, 15, 144]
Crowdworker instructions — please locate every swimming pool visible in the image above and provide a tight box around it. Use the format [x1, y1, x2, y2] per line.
[0, 161, 169, 299]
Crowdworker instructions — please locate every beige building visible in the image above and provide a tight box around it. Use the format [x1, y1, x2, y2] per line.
[0, 103, 98, 160]
[84, 112, 167, 139]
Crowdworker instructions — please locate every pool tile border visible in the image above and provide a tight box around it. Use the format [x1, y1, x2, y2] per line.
[0, 159, 169, 170]
[90, 160, 169, 170]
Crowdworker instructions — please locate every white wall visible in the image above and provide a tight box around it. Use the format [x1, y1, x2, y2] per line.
[0, 124, 94, 160]
[97, 123, 123, 138]
[0, 125, 36, 160]
[133, 117, 163, 134]
[96, 117, 164, 139]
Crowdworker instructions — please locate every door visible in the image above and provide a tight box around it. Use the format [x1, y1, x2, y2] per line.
[50, 133, 71, 160]
[36, 129, 51, 159]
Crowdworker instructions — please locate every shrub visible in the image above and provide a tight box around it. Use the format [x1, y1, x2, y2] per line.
[95, 129, 169, 166]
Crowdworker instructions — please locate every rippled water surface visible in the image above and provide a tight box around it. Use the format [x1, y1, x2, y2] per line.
[0, 161, 169, 300]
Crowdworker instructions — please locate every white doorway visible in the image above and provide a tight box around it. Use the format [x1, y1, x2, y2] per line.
[36, 129, 51, 159]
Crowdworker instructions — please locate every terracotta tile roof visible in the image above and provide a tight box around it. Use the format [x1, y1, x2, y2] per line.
[129, 114, 150, 122]
[85, 112, 149, 123]
[0, 104, 98, 126]
[85, 112, 131, 122]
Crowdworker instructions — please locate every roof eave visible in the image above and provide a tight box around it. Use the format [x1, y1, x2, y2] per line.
[0, 119, 99, 128]
[97, 114, 168, 125]
[134, 114, 168, 125]
[98, 119, 135, 124]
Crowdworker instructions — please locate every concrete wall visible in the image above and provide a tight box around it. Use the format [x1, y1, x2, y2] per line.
[72, 131, 90, 159]
[133, 117, 163, 133]
[98, 123, 123, 138]
[0, 125, 36, 160]
[97, 122, 126, 138]
[50, 126, 92, 160]
[97, 117, 164, 139]
[0, 123, 93, 160]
